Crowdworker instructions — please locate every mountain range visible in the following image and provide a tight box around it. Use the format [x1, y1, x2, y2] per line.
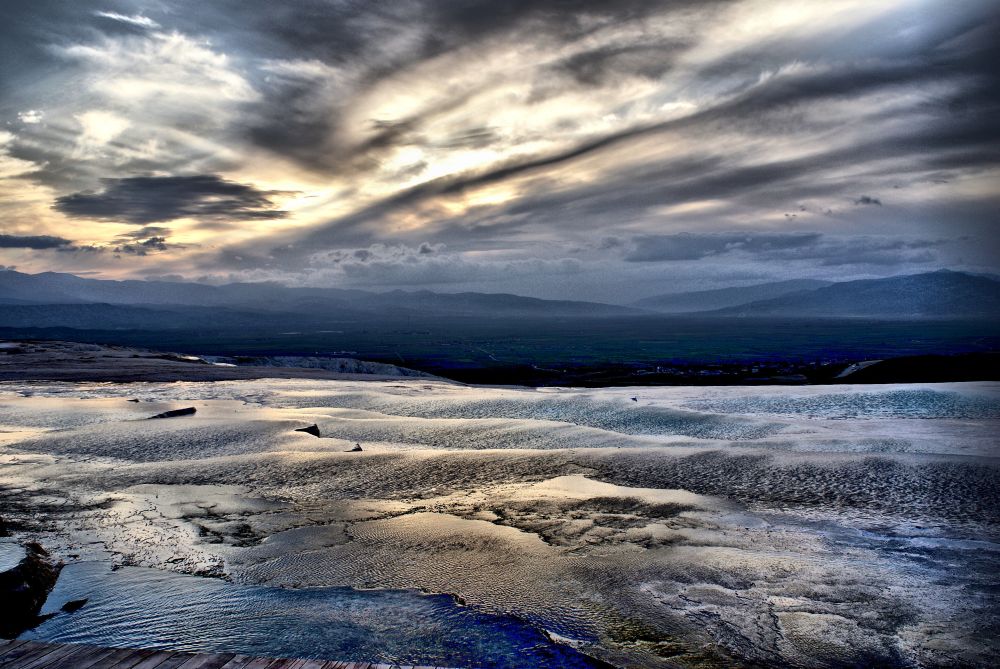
[0, 270, 636, 322]
[631, 279, 832, 312]
[705, 270, 1000, 318]
[0, 269, 997, 332]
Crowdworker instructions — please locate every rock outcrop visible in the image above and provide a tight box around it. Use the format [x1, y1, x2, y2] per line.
[0, 542, 62, 638]
[149, 407, 197, 419]
[295, 424, 321, 437]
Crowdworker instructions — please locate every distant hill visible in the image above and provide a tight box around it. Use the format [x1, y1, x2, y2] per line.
[0, 303, 278, 330]
[709, 270, 1000, 319]
[0, 340, 439, 382]
[632, 279, 832, 313]
[1, 269, 996, 328]
[835, 351, 1000, 383]
[0, 270, 639, 323]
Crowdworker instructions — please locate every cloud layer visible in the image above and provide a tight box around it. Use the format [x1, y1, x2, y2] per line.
[54, 175, 290, 224]
[0, 0, 996, 300]
[0, 234, 71, 249]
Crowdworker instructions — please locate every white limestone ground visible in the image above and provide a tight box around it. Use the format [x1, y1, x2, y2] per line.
[1, 378, 998, 668]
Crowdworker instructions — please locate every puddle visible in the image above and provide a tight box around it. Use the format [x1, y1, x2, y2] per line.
[22, 561, 606, 668]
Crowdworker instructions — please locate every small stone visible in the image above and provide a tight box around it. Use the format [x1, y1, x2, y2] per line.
[61, 598, 88, 613]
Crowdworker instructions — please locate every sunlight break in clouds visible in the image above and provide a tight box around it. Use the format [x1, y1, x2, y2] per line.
[0, 0, 996, 301]
[94, 11, 160, 29]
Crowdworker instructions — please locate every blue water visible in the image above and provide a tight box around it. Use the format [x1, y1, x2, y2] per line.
[23, 562, 605, 668]
[684, 388, 1000, 419]
[321, 394, 783, 440]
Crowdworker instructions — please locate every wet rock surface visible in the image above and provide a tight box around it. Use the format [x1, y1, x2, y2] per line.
[0, 378, 997, 667]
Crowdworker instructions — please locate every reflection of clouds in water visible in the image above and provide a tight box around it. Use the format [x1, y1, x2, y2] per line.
[26, 562, 603, 669]
[0, 379, 998, 667]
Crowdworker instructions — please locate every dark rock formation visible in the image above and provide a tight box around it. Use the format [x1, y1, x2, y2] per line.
[60, 598, 87, 613]
[295, 424, 321, 437]
[0, 542, 62, 638]
[837, 352, 1000, 383]
[148, 407, 197, 419]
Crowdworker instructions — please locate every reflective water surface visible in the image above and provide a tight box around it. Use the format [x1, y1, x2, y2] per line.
[24, 562, 604, 668]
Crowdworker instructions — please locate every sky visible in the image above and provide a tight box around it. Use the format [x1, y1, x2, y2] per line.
[0, 0, 997, 303]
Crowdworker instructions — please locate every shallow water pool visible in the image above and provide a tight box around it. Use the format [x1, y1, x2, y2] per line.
[23, 561, 605, 668]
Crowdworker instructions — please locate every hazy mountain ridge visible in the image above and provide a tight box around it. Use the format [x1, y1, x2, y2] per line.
[0, 303, 297, 330]
[0, 270, 638, 319]
[0, 340, 437, 382]
[632, 279, 833, 312]
[0, 270, 996, 327]
[710, 270, 1000, 318]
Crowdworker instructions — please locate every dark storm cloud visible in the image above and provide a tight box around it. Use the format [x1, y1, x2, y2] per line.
[423, 0, 679, 40]
[53, 176, 291, 224]
[546, 43, 687, 87]
[260, 0, 704, 65]
[234, 0, 731, 171]
[0, 228, 178, 257]
[3, 0, 999, 291]
[0, 234, 72, 249]
[331, 48, 994, 222]
[217, 83, 997, 275]
[435, 127, 500, 150]
[291, 137, 724, 251]
[243, 0, 995, 179]
[247, 72, 492, 174]
[115, 236, 169, 256]
[112, 226, 178, 256]
[291, 95, 975, 254]
[13, 0, 998, 186]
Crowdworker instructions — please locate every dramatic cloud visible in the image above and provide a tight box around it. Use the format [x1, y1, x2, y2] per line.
[0, 131, 42, 179]
[115, 236, 169, 255]
[0, 0, 996, 297]
[111, 226, 178, 256]
[0, 234, 72, 249]
[54, 175, 290, 224]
